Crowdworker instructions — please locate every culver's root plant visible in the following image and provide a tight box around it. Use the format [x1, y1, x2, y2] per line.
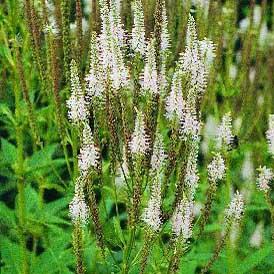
[1, 0, 274, 273]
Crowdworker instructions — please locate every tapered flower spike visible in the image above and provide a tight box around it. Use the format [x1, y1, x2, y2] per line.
[266, 115, 274, 156]
[165, 69, 185, 120]
[141, 37, 158, 94]
[85, 32, 104, 99]
[171, 198, 194, 240]
[129, 110, 150, 155]
[185, 140, 199, 199]
[180, 14, 207, 99]
[160, 0, 170, 52]
[207, 153, 226, 183]
[109, 0, 125, 47]
[180, 107, 200, 141]
[199, 38, 216, 70]
[131, 0, 146, 55]
[142, 179, 162, 231]
[225, 191, 244, 224]
[78, 123, 100, 176]
[216, 112, 234, 149]
[67, 60, 89, 124]
[150, 133, 166, 172]
[257, 166, 273, 193]
[98, 0, 129, 89]
[69, 181, 89, 225]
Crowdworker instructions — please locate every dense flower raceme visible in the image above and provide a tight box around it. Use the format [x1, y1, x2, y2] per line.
[69, 179, 89, 225]
[257, 166, 273, 193]
[180, 14, 208, 101]
[184, 140, 200, 199]
[165, 69, 184, 120]
[141, 38, 158, 94]
[129, 110, 150, 155]
[142, 179, 162, 231]
[98, 0, 129, 90]
[225, 191, 244, 224]
[216, 112, 234, 149]
[266, 114, 274, 156]
[207, 153, 226, 183]
[171, 199, 194, 240]
[131, 0, 146, 55]
[150, 133, 166, 172]
[85, 32, 105, 99]
[67, 60, 89, 124]
[78, 123, 100, 176]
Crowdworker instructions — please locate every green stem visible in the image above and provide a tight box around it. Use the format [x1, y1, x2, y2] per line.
[122, 227, 136, 274]
[14, 83, 28, 273]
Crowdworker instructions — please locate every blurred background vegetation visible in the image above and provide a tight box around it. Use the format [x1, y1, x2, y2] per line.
[0, 0, 274, 273]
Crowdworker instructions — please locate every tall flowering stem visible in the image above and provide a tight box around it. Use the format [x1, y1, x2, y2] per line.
[61, 0, 71, 81]
[257, 166, 274, 245]
[198, 153, 226, 237]
[13, 65, 29, 274]
[50, 34, 72, 177]
[201, 192, 244, 273]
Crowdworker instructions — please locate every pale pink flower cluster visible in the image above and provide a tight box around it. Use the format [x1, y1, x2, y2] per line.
[67, 60, 89, 124]
[171, 199, 194, 240]
[257, 166, 273, 192]
[207, 153, 226, 182]
[216, 112, 234, 149]
[142, 180, 162, 231]
[151, 133, 166, 172]
[266, 114, 274, 156]
[180, 108, 201, 141]
[129, 111, 150, 155]
[141, 38, 158, 94]
[131, 0, 146, 55]
[165, 70, 184, 120]
[225, 191, 244, 222]
[69, 180, 89, 225]
[78, 123, 100, 176]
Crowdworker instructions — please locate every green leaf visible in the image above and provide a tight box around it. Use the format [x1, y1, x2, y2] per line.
[113, 217, 125, 246]
[0, 138, 17, 165]
[236, 244, 273, 274]
[0, 237, 22, 274]
[0, 202, 16, 228]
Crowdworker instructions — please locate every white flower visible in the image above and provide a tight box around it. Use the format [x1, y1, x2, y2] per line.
[129, 111, 150, 155]
[151, 133, 166, 172]
[165, 69, 185, 120]
[109, 0, 125, 47]
[67, 60, 89, 124]
[199, 38, 216, 70]
[78, 123, 100, 176]
[180, 14, 208, 98]
[131, 0, 146, 55]
[266, 115, 274, 156]
[257, 166, 273, 193]
[160, 1, 170, 52]
[180, 108, 200, 141]
[185, 141, 199, 198]
[98, 0, 129, 90]
[171, 199, 194, 240]
[225, 191, 244, 223]
[216, 112, 234, 149]
[142, 180, 162, 231]
[207, 153, 226, 182]
[85, 32, 105, 99]
[141, 38, 158, 94]
[69, 188, 89, 225]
